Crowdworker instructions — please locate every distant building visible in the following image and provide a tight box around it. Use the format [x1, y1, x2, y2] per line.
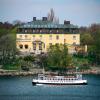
[16, 17, 80, 55]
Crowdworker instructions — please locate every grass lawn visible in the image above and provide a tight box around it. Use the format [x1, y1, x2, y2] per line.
[3, 64, 20, 70]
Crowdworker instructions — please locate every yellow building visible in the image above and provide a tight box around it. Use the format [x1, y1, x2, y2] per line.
[16, 17, 80, 54]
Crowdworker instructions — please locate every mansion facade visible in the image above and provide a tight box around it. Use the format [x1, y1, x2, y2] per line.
[16, 17, 80, 55]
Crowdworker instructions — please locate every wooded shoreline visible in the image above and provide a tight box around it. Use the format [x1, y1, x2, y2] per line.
[0, 68, 100, 76]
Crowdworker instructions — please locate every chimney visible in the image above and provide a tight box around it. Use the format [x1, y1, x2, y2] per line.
[33, 17, 36, 21]
[42, 17, 47, 21]
[64, 20, 70, 24]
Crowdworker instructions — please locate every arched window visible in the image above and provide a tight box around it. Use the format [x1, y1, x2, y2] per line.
[25, 35, 27, 38]
[19, 35, 22, 38]
[25, 45, 28, 49]
[19, 44, 23, 49]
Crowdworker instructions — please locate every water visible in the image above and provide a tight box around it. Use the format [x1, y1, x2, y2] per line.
[0, 75, 100, 100]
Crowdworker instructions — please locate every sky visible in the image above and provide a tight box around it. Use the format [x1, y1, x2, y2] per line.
[0, 0, 100, 26]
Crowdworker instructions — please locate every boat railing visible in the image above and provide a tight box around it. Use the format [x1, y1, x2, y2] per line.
[37, 73, 83, 81]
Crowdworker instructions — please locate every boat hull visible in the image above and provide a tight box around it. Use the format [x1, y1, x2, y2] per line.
[32, 80, 87, 85]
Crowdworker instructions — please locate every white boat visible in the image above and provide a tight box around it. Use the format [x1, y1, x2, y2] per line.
[32, 74, 87, 85]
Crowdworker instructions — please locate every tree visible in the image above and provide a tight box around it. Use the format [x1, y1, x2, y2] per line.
[23, 55, 35, 62]
[46, 44, 72, 71]
[80, 33, 94, 45]
[92, 30, 100, 64]
[12, 20, 25, 26]
[0, 34, 16, 65]
[79, 23, 100, 65]
[0, 22, 13, 37]
[38, 54, 48, 68]
[47, 8, 55, 21]
[47, 8, 59, 24]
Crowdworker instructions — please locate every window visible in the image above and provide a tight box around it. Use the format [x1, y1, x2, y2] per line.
[39, 43, 42, 50]
[33, 30, 35, 33]
[19, 35, 22, 38]
[25, 45, 28, 49]
[49, 35, 52, 40]
[33, 43, 36, 50]
[40, 35, 42, 39]
[25, 30, 27, 33]
[57, 30, 59, 33]
[40, 30, 42, 33]
[56, 35, 59, 40]
[73, 36, 76, 40]
[50, 30, 52, 33]
[19, 44, 23, 49]
[36, 29, 39, 33]
[25, 35, 27, 38]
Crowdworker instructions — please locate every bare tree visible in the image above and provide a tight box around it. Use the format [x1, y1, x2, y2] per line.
[53, 17, 59, 24]
[47, 8, 55, 21]
[47, 8, 59, 24]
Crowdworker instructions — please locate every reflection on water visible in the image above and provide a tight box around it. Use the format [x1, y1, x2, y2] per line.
[0, 75, 100, 100]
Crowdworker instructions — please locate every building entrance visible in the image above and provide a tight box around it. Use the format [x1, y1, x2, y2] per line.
[33, 41, 45, 54]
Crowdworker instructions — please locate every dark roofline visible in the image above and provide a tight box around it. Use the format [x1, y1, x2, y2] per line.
[18, 20, 78, 29]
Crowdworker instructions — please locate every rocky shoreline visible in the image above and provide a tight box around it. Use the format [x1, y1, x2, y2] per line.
[0, 68, 100, 76]
[0, 69, 43, 76]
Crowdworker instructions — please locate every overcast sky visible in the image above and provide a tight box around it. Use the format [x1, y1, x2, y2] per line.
[0, 0, 100, 26]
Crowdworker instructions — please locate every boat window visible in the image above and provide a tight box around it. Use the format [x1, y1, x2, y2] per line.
[40, 77, 43, 80]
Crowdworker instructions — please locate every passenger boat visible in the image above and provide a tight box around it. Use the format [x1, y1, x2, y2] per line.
[32, 73, 87, 85]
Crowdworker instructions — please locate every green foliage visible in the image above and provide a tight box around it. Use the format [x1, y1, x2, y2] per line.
[0, 23, 18, 70]
[86, 30, 100, 65]
[3, 64, 20, 70]
[23, 55, 35, 62]
[79, 64, 90, 70]
[72, 56, 90, 71]
[0, 22, 14, 37]
[20, 60, 32, 70]
[14, 57, 33, 71]
[46, 44, 72, 71]
[38, 54, 48, 68]
[81, 33, 94, 45]
[0, 34, 16, 65]
[80, 24, 100, 65]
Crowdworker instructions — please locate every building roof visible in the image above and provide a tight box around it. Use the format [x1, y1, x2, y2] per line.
[18, 20, 78, 29]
